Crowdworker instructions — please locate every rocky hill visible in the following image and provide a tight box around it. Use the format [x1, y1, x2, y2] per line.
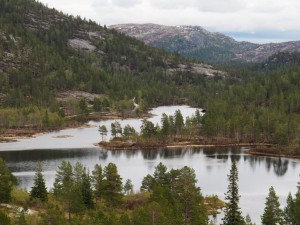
[0, 0, 226, 110]
[110, 23, 300, 63]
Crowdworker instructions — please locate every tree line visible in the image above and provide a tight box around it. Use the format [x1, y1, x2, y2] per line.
[0, 157, 299, 225]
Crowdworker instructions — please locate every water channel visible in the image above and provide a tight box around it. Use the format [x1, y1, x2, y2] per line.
[0, 106, 299, 224]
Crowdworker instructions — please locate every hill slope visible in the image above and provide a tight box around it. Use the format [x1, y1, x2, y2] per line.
[110, 23, 300, 63]
[0, 1, 225, 107]
[0, 0, 228, 132]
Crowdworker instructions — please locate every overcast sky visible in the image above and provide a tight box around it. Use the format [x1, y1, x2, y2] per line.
[38, 0, 300, 43]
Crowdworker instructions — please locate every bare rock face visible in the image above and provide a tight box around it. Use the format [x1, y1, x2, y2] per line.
[110, 23, 300, 62]
[68, 39, 96, 51]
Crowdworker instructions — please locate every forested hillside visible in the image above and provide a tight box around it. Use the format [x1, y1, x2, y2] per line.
[0, 0, 225, 131]
[0, 0, 299, 148]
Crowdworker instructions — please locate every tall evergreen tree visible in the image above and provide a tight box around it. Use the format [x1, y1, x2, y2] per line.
[261, 186, 283, 225]
[30, 161, 48, 202]
[92, 164, 105, 203]
[161, 113, 170, 137]
[222, 161, 245, 225]
[98, 125, 108, 141]
[103, 163, 123, 206]
[81, 170, 94, 209]
[53, 160, 73, 196]
[294, 178, 300, 224]
[174, 109, 184, 135]
[175, 166, 207, 225]
[284, 193, 294, 225]
[0, 158, 17, 203]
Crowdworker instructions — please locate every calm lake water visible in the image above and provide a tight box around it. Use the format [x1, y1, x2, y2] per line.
[0, 106, 299, 225]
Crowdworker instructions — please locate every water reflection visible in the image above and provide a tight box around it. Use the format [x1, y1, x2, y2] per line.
[0, 147, 299, 225]
[0, 147, 294, 177]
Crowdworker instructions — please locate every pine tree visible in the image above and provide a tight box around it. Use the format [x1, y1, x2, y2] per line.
[123, 125, 135, 138]
[161, 113, 170, 137]
[261, 186, 283, 225]
[175, 166, 207, 225]
[98, 125, 108, 141]
[111, 122, 117, 138]
[245, 214, 255, 225]
[174, 109, 184, 135]
[284, 193, 294, 225]
[53, 161, 73, 196]
[81, 170, 94, 209]
[30, 161, 48, 202]
[92, 164, 105, 203]
[0, 158, 17, 203]
[103, 163, 123, 206]
[222, 161, 245, 225]
[153, 162, 169, 186]
[294, 178, 300, 224]
[123, 179, 134, 195]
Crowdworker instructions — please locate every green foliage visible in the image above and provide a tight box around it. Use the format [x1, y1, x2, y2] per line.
[99, 125, 108, 141]
[132, 201, 171, 225]
[174, 109, 184, 135]
[92, 164, 104, 202]
[103, 163, 123, 207]
[119, 213, 132, 225]
[0, 158, 17, 203]
[30, 162, 48, 202]
[123, 179, 134, 195]
[39, 205, 67, 225]
[81, 171, 94, 209]
[245, 214, 255, 225]
[0, 210, 11, 225]
[284, 193, 294, 225]
[140, 163, 208, 225]
[111, 121, 122, 138]
[123, 125, 136, 138]
[294, 178, 300, 224]
[140, 119, 157, 138]
[261, 186, 284, 225]
[11, 187, 30, 206]
[222, 161, 245, 225]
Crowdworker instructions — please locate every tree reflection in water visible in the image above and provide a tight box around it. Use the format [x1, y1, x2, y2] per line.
[272, 158, 289, 176]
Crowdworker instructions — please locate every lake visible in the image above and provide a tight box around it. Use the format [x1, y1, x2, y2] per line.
[0, 105, 299, 225]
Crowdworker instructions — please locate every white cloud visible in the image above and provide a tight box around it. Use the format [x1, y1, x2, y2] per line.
[91, 0, 142, 8]
[38, 0, 300, 42]
[149, 0, 246, 12]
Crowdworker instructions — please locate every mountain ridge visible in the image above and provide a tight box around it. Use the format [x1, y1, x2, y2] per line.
[110, 23, 300, 63]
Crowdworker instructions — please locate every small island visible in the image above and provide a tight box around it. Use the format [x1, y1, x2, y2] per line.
[97, 109, 299, 158]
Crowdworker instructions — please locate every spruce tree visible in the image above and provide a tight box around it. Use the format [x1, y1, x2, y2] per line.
[0, 158, 17, 203]
[284, 193, 294, 225]
[30, 162, 48, 202]
[222, 160, 245, 225]
[92, 164, 105, 203]
[294, 178, 300, 224]
[81, 170, 94, 209]
[261, 186, 283, 225]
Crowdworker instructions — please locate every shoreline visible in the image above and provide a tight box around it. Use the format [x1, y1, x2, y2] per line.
[0, 111, 153, 143]
[98, 140, 300, 159]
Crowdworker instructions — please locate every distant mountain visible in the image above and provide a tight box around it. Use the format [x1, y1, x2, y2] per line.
[110, 24, 300, 63]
